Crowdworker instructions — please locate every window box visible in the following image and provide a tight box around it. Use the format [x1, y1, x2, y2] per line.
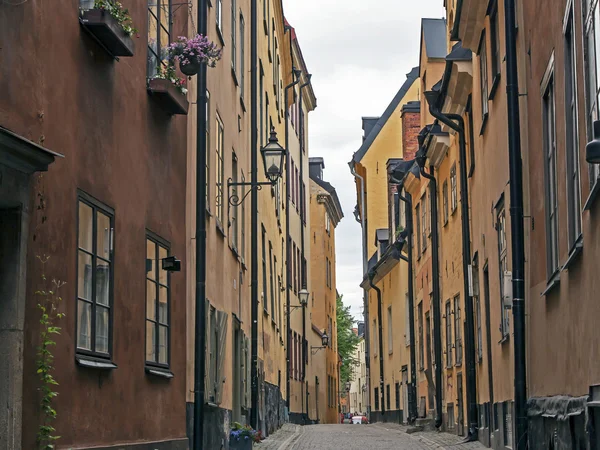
[147, 78, 189, 115]
[229, 439, 253, 450]
[79, 9, 135, 58]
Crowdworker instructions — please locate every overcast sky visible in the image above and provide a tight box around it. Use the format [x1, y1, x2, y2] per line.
[284, 0, 445, 322]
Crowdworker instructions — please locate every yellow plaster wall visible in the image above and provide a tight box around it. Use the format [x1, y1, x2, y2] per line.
[360, 79, 420, 258]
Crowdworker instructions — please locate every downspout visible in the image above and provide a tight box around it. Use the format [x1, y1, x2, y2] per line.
[398, 190, 417, 424]
[416, 148, 443, 429]
[349, 164, 370, 419]
[504, 0, 527, 447]
[425, 92, 478, 440]
[284, 63, 301, 411]
[299, 74, 312, 422]
[368, 273, 385, 417]
[192, 0, 208, 447]
[250, 0, 259, 430]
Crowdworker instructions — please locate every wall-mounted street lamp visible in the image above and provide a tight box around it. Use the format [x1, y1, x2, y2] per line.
[227, 128, 286, 206]
[586, 120, 600, 163]
[345, 381, 351, 392]
[146, 256, 181, 273]
[286, 288, 309, 315]
[311, 332, 329, 354]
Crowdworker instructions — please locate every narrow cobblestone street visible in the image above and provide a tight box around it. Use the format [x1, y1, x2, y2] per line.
[257, 423, 487, 450]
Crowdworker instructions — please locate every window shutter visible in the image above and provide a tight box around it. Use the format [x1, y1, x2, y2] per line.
[205, 300, 211, 402]
[215, 310, 229, 404]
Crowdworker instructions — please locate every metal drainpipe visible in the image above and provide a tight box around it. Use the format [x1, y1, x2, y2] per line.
[503, 0, 527, 446]
[284, 66, 301, 413]
[417, 159, 443, 429]
[425, 96, 478, 440]
[350, 165, 370, 419]
[299, 75, 311, 423]
[398, 190, 417, 423]
[192, 0, 208, 447]
[368, 273, 385, 417]
[250, 0, 259, 431]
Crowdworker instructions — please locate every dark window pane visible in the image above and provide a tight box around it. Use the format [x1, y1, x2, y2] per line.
[159, 285, 168, 324]
[78, 202, 93, 251]
[159, 245, 168, 285]
[95, 306, 109, 353]
[147, 280, 156, 321]
[147, 240, 156, 280]
[159, 325, 168, 364]
[78, 252, 92, 300]
[146, 321, 156, 362]
[96, 260, 110, 306]
[77, 300, 92, 350]
[96, 212, 111, 260]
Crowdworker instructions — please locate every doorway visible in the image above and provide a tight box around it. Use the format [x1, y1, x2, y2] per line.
[402, 367, 409, 423]
[232, 322, 242, 423]
[457, 373, 464, 436]
[425, 312, 433, 411]
[0, 207, 25, 449]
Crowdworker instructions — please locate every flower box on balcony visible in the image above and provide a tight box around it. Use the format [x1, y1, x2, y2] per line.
[79, 9, 135, 57]
[229, 438, 253, 450]
[147, 78, 189, 116]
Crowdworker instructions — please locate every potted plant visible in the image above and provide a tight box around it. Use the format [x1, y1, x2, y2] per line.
[229, 422, 262, 450]
[79, 0, 138, 57]
[147, 64, 189, 115]
[167, 34, 222, 76]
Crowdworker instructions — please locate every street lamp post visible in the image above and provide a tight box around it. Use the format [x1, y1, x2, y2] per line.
[228, 128, 286, 206]
[311, 333, 329, 354]
[231, 127, 286, 431]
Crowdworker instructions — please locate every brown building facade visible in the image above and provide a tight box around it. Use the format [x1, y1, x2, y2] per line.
[1, 1, 189, 449]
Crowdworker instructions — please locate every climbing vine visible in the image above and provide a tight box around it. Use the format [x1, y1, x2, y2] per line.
[35, 256, 65, 449]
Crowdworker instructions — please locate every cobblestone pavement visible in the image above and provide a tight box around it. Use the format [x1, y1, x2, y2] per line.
[257, 422, 487, 450]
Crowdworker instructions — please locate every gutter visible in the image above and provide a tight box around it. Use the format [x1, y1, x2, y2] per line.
[299, 73, 312, 423]
[193, 0, 208, 446]
[349, 161, 371, 419]
[250, 0, 259, 430]
[415, 140, 443, 430]
[284, 63, 302, 410]
[424, 89, 478, 441]
[503, 0, 528, 447]
[397, 190, 418, 423]
[368, 272, 385, 417]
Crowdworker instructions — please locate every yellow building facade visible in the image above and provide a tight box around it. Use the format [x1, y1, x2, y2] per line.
[350, 67, 420, 423]
[309, 158, 343, 424]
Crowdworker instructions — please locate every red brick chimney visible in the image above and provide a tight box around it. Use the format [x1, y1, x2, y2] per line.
[401, 101, 421, 161]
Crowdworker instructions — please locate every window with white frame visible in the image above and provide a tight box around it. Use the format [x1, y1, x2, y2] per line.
[478, 31, 489, 120]
[564, 4, 581, 248]
[443, 180, 449, 225]
[231, 0, 236, 73]
[583, 0, 600, 186]
[450, 163, 458, 213]
[240, 14, 245, 99]
[445, 301, 452, 367]
[421, 193, 427, 252]
[387, 306, 393, 355]
[454, 295, 462, 365]
[216, 0, 223, 33]
[497, 199, 509, 336]
[542, 58, 559, 278]
[473, 256, 483, 362]
[416, 203, 421, 254]
[405, 293, 411, 347]
[216, 114, 225, 224]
